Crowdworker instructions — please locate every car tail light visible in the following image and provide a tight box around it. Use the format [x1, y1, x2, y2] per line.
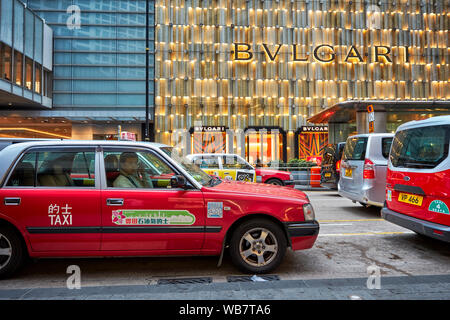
[336, 160, 341, 172]
[363, 159, 375, 179]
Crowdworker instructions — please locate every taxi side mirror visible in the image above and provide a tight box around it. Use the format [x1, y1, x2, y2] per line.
[170, 175, 188, 189]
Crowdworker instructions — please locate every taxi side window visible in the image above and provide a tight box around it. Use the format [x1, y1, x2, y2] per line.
[37, 151, 96, 187]
[222, 156, 251, 170]
[6, 151, 96, 187]
[104, 150, 176, 189]
[6, 152, 37, 187]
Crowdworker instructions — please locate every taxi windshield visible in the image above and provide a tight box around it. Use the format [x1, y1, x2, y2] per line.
[160, 147, 215, 186]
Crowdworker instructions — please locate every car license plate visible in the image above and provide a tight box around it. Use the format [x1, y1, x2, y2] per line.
[345, 168, 352, 177]
[325, 173, 331, 178]
[398, 193, 423, 206]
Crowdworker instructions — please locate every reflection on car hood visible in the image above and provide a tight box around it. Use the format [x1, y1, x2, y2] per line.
[204, 180, 308, 201]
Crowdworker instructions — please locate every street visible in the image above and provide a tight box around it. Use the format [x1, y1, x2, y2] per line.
[0, 190, 449, 299]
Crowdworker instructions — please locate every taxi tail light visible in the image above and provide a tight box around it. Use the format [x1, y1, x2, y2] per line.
[303, 203, 315, 221]
[336, 160, 341, 172]
[363, 159, 375, 179]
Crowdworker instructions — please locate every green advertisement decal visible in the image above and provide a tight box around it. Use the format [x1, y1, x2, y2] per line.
[112, 210, 195, 225]
[428, 200, 449, 215]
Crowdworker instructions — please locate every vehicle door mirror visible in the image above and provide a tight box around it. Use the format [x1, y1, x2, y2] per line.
[170, 174, 187, 189]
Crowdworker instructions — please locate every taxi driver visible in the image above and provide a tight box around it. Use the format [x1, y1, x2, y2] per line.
[113, 152, 153, 188]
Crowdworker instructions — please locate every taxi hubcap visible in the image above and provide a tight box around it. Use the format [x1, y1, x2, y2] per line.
[239, 228, 278, 267]
[0, 234, 12, 270]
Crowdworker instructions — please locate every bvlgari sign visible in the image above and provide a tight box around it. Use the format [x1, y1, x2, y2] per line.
[233, 43, 409, 63]
[300, 126, 329, 133]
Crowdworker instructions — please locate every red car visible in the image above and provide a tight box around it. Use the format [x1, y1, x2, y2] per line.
[382, 116, 450, 242]
[0, 141, 318, 278]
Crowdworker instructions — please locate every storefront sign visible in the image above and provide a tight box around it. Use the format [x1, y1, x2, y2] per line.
[193, 126, 227, 132]
[233, 43, 409, 64]
[300, 126, 329, 133]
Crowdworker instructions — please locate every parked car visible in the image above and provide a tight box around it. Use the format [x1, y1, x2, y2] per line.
[382, 115, 450, 242]
[320, 142, 346, 189]
[186, 153, 295, 187]
[0, 140, 319, 278]
[338, 133, 394, 207]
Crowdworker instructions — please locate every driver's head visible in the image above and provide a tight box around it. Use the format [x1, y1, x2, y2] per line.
[119, 152, 138, 175]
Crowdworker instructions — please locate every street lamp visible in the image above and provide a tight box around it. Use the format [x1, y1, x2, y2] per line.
[144, 0, 150, 141]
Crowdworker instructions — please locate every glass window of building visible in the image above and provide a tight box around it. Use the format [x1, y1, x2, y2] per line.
[34, 17, 43, 64]
[43, 70, 52, 98]
[0, 43, 12, 81]
[35, 63, 42, 94]
[24, 10, 34, 59]
[0, 0, 13, 46]
[14, 50, 23, 86]
[13, 0, 24, 53]
[25, 57, 33, 91]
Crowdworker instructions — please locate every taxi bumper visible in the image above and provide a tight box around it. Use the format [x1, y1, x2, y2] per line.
[284, 221, 320, 250]
[382, 205, 450, 243]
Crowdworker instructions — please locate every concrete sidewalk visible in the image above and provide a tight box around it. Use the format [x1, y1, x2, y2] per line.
[1, 274, 449, 300]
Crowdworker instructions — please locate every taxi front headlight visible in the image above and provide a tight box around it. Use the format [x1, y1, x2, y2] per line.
[303, 203, 315, 221]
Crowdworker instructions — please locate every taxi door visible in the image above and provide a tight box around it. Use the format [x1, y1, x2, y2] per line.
[100, 147, 206, 251]
[1, 147, 101, 252]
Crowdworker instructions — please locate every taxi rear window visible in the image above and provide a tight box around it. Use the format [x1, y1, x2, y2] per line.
[390, 125, 450, 169]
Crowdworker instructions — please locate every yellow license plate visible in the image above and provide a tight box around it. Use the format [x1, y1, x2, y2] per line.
[398, 193, 423, 206]
[345, 169, 352, 177]
[325, 173, 332, 178]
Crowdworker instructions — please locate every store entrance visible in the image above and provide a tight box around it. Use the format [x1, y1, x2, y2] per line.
[295, 126, 329, 166]
[245, 127, 286, 166]
[190, 126, 228, 154]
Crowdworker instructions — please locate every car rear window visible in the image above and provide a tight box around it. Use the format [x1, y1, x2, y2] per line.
[390, 125, 450, 169]
[381, 137, 393, 159]
[343, 137, 368, 161]
[337, 143, 345, 160]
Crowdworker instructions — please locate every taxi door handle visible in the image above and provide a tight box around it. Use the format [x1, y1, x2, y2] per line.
[107, 198, 124, 206]
[4, 197, 21, 206]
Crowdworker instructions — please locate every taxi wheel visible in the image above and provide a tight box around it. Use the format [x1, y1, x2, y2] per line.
[266, 178, 284, 186]
[229, 219, 287, 274]
[0, 226, 25, 279]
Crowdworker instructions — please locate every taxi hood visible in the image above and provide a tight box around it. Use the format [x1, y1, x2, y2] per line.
[203, 180, 308, 202]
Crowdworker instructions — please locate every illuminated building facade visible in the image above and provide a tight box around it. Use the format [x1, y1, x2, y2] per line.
[0, 0, 448, 164]
[154, 0, 448, 164]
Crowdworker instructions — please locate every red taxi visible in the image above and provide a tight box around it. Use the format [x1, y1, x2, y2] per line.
[382, 115, 450, 242]
[0, 141, 319, 278]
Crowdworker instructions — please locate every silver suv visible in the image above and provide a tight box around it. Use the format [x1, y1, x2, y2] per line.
[338, 133, 394, 207]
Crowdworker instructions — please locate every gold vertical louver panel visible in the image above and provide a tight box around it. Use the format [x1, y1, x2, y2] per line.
[155, 0, 449, 158]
